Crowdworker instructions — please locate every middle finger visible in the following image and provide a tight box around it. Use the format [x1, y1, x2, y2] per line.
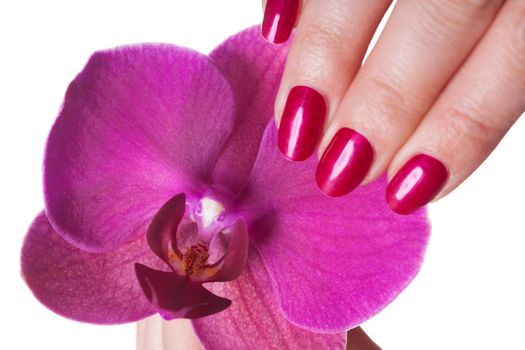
[316, 0, 503, 197]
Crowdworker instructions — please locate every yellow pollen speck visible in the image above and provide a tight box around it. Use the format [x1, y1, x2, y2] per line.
[167, 249, 181, 263]
[181, 244, 210, 275]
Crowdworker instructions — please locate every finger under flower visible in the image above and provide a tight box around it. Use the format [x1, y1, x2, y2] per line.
[136, 315, 202, 350]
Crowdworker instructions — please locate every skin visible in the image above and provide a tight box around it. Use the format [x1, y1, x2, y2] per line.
[136, 316, 203, 350]
[138, 2, 525, 348]
[266, 0, 525, 203]
[136, 316, 380, 349]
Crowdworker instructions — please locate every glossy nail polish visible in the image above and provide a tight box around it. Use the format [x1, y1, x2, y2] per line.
[386, 154, 449, 215]
[278, 86, 326, 161]
[262, 0, 300, 44]
[316, 128, 374, 197]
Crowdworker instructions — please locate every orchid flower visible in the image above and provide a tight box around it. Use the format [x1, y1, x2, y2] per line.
[21, 27, 430, 349]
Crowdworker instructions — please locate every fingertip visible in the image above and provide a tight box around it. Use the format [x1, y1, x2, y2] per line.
[261, 0, 300, 44]
[315, 128, 374, 197]
[277, 85, 327, 161]
[386, 154, 449, 215]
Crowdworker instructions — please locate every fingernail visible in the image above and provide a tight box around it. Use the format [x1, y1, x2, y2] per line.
[316, 128, 374, 197]
[262, 0, 300, 44]
[278, 86, 326, 161]
[386, 154, 449, 215]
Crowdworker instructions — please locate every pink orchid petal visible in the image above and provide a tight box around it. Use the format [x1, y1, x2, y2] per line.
[192, 250, 346, 349]
[147, 193, 186, 265]
[209, 26, 289, 192]
[240, 123, 430, 332]
[207, 218, 249, 282]
[21, 212, 164, 324]
[134, 264, 231, 320]
[44, 44, 236, 253]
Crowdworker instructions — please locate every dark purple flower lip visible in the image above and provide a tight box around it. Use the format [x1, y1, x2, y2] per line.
[135, 192, 249, 319]
[134, 263, 232, 320]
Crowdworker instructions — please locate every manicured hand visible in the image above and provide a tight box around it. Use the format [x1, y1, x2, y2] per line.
[262, 0, 525, 214]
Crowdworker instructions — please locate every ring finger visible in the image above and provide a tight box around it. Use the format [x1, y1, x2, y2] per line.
[316, 0, 503, 196]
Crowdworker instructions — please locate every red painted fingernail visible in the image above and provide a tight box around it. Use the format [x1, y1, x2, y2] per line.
[315, 128, 374, 197]
[262, 0, 300, 44]
[386, 154, 449, 215]
[278, 86, 326, 161]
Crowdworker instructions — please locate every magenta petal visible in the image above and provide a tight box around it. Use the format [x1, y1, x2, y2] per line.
[134, 264, 231, 319]
[44, 44, 236, 252]
[147, 193, 186, 263]
[207, 219, 249, 282]
[21, 212, 163, 324]
[192, 250, 346, 349]
[210, 26, 289, 192]
[240, 123, 430, 332]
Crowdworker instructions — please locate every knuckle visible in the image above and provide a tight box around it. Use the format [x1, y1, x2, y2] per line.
[426, 0, 501, 29]
[295, 24, 345, 58]
[456, 0, 499, 11]
[445, 107, 504, 142]
[366, 74, 412, 119]
[292, 24, 352, 79]
[500, 2, 525, 67]
[439, 0, 499, 14]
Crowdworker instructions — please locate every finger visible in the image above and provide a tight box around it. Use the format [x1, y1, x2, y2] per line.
[261, 0, 301, 44]
[162, 317, 203, 350]
[315, 0, 502, 196]
[137, 315, 163, 350]
[386, 0, 525, 215]
[276, 0, 391, 161]
[346, 327, 381, 350]
[136, 315, 203, 350]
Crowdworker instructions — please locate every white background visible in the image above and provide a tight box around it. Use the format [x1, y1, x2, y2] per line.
[1, 1, 524, 349]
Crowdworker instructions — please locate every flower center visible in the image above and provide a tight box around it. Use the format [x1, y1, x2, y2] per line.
[181, 243, 210, 275]
[163, 195, 232, 280]
[135, 193, 249, 320]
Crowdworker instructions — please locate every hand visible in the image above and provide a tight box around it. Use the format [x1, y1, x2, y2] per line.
[262, 0, 525, 214]
[136, 316, 381, 350]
